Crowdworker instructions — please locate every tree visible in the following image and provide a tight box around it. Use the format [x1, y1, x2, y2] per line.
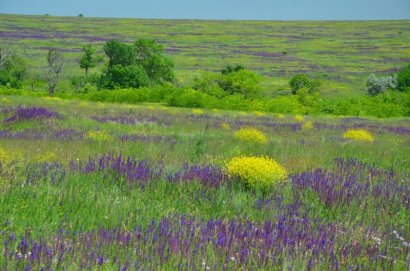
[134, 39, 174, 84]
[0, 54, 28, 88]
[104, 39, 135, 67]
[100, 39, 174, 89]
[80, 44, 97, 76]
[289, 74, 320, 95]
[46, 49, 64, 96]
[218, 69, 262, 98]
[104, 64, 149, 89]
[397, 63, 410, 91]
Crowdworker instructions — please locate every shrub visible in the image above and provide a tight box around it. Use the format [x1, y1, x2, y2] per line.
[234, 127, 268, 145]
[343, 129, 374, 142]
[225, 156, 288, 190]
[365, 74, 397, 96]
[0, 54, 28, 88]
[289, 74, 320, 95]
[301, 121, 314, 130]
[397, 63, 410, 91]
[101, 64, 149, 89]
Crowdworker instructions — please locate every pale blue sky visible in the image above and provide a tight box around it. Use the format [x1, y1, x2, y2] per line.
[0, 0, 409, 20]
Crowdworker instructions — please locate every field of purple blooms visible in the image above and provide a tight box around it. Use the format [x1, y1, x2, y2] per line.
[0, 95, 409, 270]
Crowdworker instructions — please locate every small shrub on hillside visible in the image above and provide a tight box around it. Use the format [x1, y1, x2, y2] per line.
[343, 129, 374, 142]
[234, 127, 268, 145]
[397, 63, 410, 91]
[289, 74, 321, 95]
[225, 156, 288, 190]
[366, 73, 397, 96]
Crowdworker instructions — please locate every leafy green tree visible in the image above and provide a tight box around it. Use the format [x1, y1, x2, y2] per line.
[289, 74, 320, 94]
[397, 63, 410, 91]
[0, 53, 28, 89]
[218, 69, 262, 98]
[80, 45, 97, 76]
[46, 49, 65, 96]
[134, 39, 174, 84]
[104, 39, 135, 67]
[103, 65, 149, 89]
[101, 39, 174, 89]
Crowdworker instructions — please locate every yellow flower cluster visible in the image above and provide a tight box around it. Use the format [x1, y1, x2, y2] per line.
[0, 147, 12, 166]
[253, 111, 265, 116]
[86, 130, 112, 141]
[0, 147, 22, 166]
[192, 109, 204, 115]
[343, 129, 374, 142]
[294, 115, 304, 122]
[221, 122, 231, 130]
[302, 121, 314, 130]
[225, 156, 288, 189]
[35, 151, 57, 162]
[234, 127, 268, 145]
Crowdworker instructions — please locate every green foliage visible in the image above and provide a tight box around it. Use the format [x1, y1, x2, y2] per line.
[218, 69, 262, 98]
[221, 64, 244, 75]
[396, 63, 410, 91]
[102, 64, 149, 89]
[289, 74, 321, 95]
[0, 54, 27, 88]
[79, 44, 97, 76]
[193, 66, 262, 99]
[104, 39, 135, 67]
[101, 39, 174, 88]
[366, 73, 397, 96]
[134, 39, 175, 84]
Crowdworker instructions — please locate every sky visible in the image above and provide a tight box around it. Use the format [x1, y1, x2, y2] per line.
[0, 0, 409, 20]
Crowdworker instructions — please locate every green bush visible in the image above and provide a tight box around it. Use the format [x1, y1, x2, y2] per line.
[289, 74, 321, 95]
[0, 55, 28, 88]
[397, 63, 410, 91]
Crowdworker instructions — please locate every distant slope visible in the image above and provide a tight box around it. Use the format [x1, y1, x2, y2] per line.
[0, 14, 409, 96]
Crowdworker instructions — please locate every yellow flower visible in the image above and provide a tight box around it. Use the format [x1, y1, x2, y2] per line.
[276, 114, 285, 119]
[234, 127, 268, 145]
[86, 130, 112, 141]
[253, 111, 265, 116]
[225, 156, 288, 190]
[302, 121, 314, 130]
[192, 109, 204, 115]
[0, 147, 22, 166]
[343, 129, 374, 142]
[294, 115, 304, 122]
[35, 151, 57, 162]
[221, 122, 231, 131]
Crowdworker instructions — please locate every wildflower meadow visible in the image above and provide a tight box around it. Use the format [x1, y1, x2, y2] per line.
[0, 96, 409, 270]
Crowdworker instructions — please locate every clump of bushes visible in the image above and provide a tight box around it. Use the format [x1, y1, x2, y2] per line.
[193, 65, 262, 99]
[225, 155, 288, 190]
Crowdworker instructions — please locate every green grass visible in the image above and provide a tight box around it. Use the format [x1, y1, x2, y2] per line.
[1, 14, 409, 97]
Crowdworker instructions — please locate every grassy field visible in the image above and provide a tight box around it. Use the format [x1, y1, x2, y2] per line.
[0, 96, 409, 270]
[1, 14, 410, 96]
